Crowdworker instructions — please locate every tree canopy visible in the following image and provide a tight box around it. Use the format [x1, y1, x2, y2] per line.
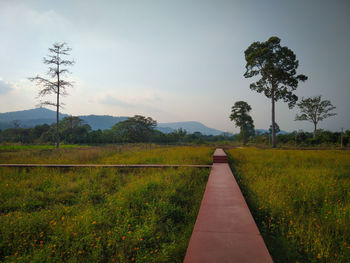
[244, 36, 307, 147]
[229, 101, 255, 145]
[295, 95, 337, 138]
[112, 115, 157, 142]
[60, 116, 91, 143]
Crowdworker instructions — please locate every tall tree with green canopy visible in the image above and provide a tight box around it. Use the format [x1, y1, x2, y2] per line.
[230, 101, 255, 145]
[295, 95, 336, 138]
[244, 36, 307, 147]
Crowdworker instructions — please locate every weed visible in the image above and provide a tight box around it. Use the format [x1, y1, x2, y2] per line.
[228, 148, 350, 263]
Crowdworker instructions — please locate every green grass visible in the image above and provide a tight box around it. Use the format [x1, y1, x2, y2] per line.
[103, 145, 212, 165]
[0, 144, 212, 165]
[0, 144, 83, 151]
[227, 148, 350, 263]
[0, 145, 211, 262]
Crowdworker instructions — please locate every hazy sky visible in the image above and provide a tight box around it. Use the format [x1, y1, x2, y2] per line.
[1, 0, 349, 133]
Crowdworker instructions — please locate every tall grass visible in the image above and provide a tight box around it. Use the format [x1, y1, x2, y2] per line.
[227, 148, 350, 263]
[0, 166, 209, 262]
[0, 145, 212, 262]
[0, 144, 213, 165]
[0, 144, 83, 151]
[0, 147, 113, 164]
[103, 145, 213, 165]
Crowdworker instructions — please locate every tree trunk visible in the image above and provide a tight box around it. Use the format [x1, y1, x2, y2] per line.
[313, 122, 317, 139]
[56, 60, 60, 149]
[56, 88, 60, 149]
[271, 90, 276, 148]
[242, 128, 247, 145]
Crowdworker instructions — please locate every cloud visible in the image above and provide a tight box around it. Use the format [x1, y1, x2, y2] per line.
[100, 96, 134, 108]
[98, 93, 163, 114]
[0, 2, 72, 33]
[0, 79, 14, 94]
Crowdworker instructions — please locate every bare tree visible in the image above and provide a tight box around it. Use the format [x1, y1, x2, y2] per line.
[29, 42, 74, 148]
[295, 95, 336, 138]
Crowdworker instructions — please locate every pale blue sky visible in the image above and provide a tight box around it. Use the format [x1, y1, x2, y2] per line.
[0, 0, 349, 132]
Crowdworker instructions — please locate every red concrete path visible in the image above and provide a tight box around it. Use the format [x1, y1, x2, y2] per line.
[184, 149, 273, 263]
[212, 148, 228, 163]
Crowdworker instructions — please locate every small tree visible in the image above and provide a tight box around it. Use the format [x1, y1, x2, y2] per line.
[230, 101, 255, 145]
[29, 42, 74, 148]
[295, 95, 336, 138]
[244, 36, 307, 148]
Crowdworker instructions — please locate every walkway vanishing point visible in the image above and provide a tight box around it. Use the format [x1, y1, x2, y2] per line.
[184, 149, 273, 263]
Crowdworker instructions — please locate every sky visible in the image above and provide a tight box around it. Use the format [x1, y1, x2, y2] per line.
[0, 0, 349, 133]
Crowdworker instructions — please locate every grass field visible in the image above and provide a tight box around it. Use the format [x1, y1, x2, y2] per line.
[0, 145, 212, 262]
[227, 148, 350, 263]
[3, 144, 349, 262]
[0, 144, 212, 165]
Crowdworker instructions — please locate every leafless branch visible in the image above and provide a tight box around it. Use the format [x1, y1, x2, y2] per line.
[29, 42, 74, 148]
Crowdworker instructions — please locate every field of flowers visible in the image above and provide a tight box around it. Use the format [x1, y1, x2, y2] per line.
[0, 145, 212, 262]
[227, 148, 350, 263]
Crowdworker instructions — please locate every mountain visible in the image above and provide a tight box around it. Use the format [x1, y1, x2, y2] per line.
[0, 108, 129, 131]
[0, 108, 225, 135]
[155, 126, 175, 134]
[255, 129, 289, 135]
[79, 115, 128, 130]
[0, 108, 68, 129]
[157, 121, 224, 136]
[0, 108, 68, 122]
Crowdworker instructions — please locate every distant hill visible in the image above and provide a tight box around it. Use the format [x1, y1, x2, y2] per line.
[255, 129, 289, 135]
[0, 108, 68, 122]
[0, 108, 129, 131]
[79, 115, 128, 130]
[0, 108, 68, 129]
[155, 126, 175, 134]
[0, 108, 226, 135]
[157, 121, 224, 136]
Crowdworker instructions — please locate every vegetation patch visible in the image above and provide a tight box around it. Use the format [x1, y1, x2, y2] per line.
[227, 148, 350, 263]
[0, 146, 211, 262]
[0, 144, 213, 165]
[0, 167, 209, 262]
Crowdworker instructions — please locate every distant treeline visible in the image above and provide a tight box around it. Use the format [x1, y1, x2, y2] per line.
[0, 116, 234, 145]
[252, 130, 350, 147]
[0, 115, 349, 147]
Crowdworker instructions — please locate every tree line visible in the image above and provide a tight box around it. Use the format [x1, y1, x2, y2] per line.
[0, 115, 349, 147]
[0, 115, 235, 145]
